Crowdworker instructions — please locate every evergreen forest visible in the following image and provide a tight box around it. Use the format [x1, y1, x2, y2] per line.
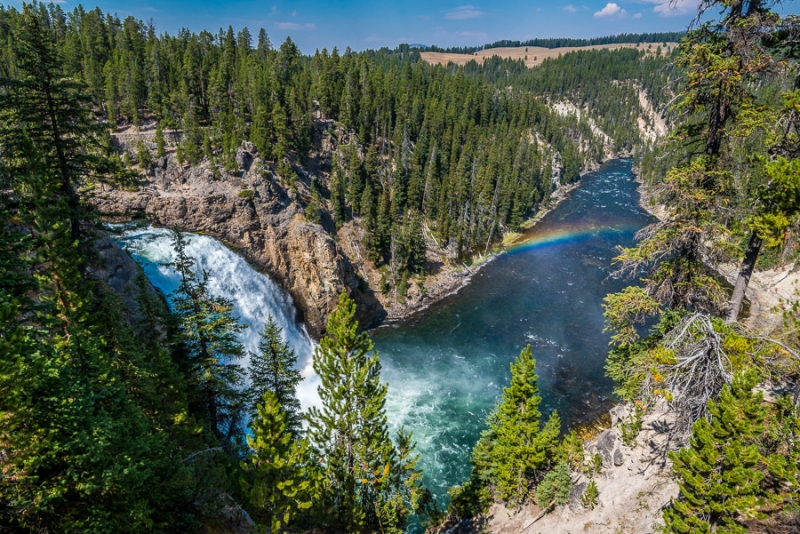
[1, 0, 799, 532]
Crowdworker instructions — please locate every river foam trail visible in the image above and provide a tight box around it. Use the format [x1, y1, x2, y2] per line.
[118, 226, 320, 411]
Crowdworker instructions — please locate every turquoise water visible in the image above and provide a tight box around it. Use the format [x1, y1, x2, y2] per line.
[373, 158, 654, 504]
[120, 158, 653, 511]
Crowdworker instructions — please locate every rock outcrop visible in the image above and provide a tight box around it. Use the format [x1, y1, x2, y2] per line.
[88, 235, 161, 329]
[478, 401, 678, 534]
[93, 146, 384, 337]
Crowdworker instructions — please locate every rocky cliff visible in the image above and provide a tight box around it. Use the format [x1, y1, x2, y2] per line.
[89, 235, 163, 329]
[93, 141, 384, 338]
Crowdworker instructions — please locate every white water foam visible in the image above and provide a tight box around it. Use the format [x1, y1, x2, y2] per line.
[118, 226, 321, 412]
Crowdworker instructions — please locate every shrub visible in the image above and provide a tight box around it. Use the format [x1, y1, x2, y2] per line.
[581, 480, 599, 509]
[587, 453, 603, 478]
[238, 189, 255, 200]
[535, 462, 572, 509]
[620, 404, 644, 447]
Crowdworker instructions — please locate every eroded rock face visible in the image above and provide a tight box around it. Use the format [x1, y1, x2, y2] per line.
[88, 236, 161, 329]
[92, 148, 384, 337]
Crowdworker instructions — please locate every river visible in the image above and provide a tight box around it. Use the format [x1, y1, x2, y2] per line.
[118, 157, 653, 507]
[373, 158, 654, 503]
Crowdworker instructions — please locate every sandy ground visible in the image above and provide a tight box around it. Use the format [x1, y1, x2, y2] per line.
[717, 261, 800, 334]
[421, 42, 678, 69]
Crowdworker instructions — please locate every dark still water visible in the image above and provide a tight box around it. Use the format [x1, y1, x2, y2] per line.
[375, 158, 655, 503]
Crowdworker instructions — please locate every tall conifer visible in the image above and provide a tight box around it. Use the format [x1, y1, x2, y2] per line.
[169, 230, 246, 441]
[306, 291, 426, 532]
[247, 316, 303, 436]
[490, 345, 562, 504]
[241, 391, 315, 533]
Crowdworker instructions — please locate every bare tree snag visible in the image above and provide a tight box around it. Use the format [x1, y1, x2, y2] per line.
[726, 231, 762, 323]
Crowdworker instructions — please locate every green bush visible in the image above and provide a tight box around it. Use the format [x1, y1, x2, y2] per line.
[238, 189, 255, 200]
[304, 201, 322, 224]
[535, 462, 572, 508]
[581, 480, 599, 509]
[620, 405, 644, 447]
[587, 453, 603, 478]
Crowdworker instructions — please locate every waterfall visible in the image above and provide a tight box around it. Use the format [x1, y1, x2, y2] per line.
[118, 226, 320, 411]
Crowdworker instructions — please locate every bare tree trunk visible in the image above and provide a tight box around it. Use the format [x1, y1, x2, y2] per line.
[726, 231, 762, 323]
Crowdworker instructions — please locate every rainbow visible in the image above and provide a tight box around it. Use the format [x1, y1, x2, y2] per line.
[505, 223, 642, 255]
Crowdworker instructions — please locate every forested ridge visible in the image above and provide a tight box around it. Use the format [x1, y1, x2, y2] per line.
[463, 45, 675, 156]
[428, 31, 684, 54]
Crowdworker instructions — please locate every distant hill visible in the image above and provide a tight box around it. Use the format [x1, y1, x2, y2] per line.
[421, 41, 678, 69]
[428, 32, 683, 55]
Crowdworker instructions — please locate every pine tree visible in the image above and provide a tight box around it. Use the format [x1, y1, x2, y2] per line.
[306, 291, 426, 532]
[664, 370, 768, 534]
[0, 5, 115, 250]
[241, 391, 315, 533]
[181, 101, 204, 164]
[247, 316, 303, 436]
[490, 345, 562, 505]
[169, 229, 247, 441]
[155, 122, 166, 158]
[330, 155, 348, 225]
[250, 103, 272, 160]
[0, 12, 193, 530]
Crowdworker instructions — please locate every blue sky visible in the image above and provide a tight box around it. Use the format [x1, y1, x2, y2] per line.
[31, 0, 700, 52]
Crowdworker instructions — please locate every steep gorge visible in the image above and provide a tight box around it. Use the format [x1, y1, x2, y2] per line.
[97, 83, 668, 337]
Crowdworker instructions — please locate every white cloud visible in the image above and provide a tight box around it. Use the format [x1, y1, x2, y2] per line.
[594, 2, 626, 17]
[648, 0, 699, 17]
[563, 4, 578, 12]
[274, 22, 316, 30]
[445, 5, 486, 20]
[633, 11, 643, 17]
